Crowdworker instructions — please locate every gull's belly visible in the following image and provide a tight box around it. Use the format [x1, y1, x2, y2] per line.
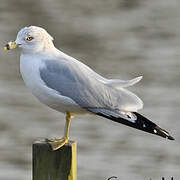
[20, 57, 87, 115]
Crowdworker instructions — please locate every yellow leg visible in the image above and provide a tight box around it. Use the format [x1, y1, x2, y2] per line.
[48, 112, 72, 151]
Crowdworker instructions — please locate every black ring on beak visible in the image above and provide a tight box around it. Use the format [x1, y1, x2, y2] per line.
[5, 44, 10, 50]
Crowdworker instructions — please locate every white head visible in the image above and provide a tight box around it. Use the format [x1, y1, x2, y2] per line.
[5, 26, 55, 53]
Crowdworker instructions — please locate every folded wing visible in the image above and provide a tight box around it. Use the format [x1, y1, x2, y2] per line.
[105, 76, 143, 89]
[39, 57, 143, 112]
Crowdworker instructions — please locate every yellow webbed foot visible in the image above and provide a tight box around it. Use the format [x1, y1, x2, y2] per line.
[47, 112, 72, 151]
[47, 138, 69, 151]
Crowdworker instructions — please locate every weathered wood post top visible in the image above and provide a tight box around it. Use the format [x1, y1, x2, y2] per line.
[33, 139, 77, 180]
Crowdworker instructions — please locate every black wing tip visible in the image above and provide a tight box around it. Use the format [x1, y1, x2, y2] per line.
[154, 126, 175, 141]
[167, 135, 175, 141]
[94, 111, 175, 141]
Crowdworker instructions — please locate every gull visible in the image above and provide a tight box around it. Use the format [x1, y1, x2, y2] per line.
[4, 26, 174, 150]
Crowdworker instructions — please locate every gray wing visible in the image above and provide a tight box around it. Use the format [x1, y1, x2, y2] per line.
[39, 58, 143, 112]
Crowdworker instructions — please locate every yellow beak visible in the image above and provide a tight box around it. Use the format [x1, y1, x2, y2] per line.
[4, 41, 18, 51]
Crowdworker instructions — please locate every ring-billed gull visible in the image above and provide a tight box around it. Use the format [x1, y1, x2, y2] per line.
[4, 26, 174, 150]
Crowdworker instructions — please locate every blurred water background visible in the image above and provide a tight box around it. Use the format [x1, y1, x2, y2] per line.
[0, 0, 180, 179]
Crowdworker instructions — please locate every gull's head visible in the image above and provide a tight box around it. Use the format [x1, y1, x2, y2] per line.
[4, 26, 54, 53]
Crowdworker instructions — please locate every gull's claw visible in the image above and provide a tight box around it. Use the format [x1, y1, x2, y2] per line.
[47, 138, 69, 151]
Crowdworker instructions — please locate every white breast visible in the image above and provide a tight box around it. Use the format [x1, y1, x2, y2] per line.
[20, 54, 87, 115]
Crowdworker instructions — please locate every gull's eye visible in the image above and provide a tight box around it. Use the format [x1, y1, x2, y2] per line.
[26, 36, 34, 41]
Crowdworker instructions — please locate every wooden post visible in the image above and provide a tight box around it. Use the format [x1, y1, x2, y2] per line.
[33, 139, 77, 180]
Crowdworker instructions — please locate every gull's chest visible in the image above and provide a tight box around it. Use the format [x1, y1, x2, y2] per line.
[20, 56, 44, 93]
[20, 57, 55, 107]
